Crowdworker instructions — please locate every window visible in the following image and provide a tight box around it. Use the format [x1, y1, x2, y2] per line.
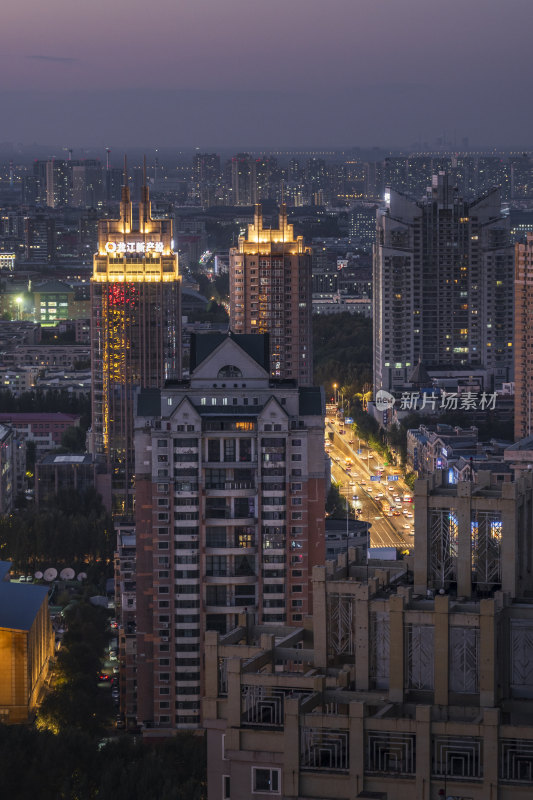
[291, 512, 302, 520]
[222, 775, 231, 800]
[291, 454, 302, 462]
[252, 767, 280, 794]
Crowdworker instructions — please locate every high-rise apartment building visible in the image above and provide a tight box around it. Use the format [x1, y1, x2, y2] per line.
[45, 159, 70, 208]
[132, 332, 325, 731]
[373, 173, 514, 396]
[514, 234, 533, 440]
[231, 153, 257, 205]
[90, 168, 181, 515]
[230, 204, 313, 385]
[23, 214, 56, 263]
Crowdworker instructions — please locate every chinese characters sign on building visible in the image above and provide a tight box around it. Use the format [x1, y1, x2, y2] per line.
[105, 241, 165, 254]
[375, 389, 498, 413]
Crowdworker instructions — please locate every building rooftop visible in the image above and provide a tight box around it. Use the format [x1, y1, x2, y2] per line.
[298, 386, 324, 416]
[0, 561, 49, 631]
[189, 332, 270, 372]
[39, 453, 93, 466]
[0, 412, 79, 423]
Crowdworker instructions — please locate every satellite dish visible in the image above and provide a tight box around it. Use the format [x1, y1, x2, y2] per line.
[77, 572, 87, 582]
[34, 571, 44, 580]
[60, 567, 75, 581]
[44, 568, 58, 582]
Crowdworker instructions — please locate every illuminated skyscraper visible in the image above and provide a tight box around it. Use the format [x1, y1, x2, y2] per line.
[90, 162, 181, 514]
[229, 204, 313, 385]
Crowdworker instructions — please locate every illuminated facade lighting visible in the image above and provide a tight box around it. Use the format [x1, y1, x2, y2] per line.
[90, 162, 181, 515]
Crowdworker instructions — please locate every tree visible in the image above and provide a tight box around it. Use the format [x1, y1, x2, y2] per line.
[60, 425, 86, 452]
[326, 483, 354, 519]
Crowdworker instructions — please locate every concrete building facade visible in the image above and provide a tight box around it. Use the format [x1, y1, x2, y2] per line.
[514, 233, 533, 440]
[204, 469, 533, 800]
[230, 205, 313, 385]
[373, 173, 514, 396]
[0, 562, 54, 724]
[132, 333, 325, 732]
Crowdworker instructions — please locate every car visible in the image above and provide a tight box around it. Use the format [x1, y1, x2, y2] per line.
[349, 480, 356, 486]
[349, 439, 354, 444]
[359, 481, 366, 486]
[376, 492, 384, 498]
[366, 487, 373, 493]
[18, 576, 26, 582]
[26, 575, 33, 582]
[405, 512, 413, 518]
[392, 510, 401, 516]
[99, 673, 111, 682]
[403, 524, 411, 529]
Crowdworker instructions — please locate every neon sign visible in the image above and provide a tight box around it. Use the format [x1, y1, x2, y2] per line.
[105, 241, 164, 254]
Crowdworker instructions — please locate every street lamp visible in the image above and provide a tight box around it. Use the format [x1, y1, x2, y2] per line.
[333, 383, 338, 405]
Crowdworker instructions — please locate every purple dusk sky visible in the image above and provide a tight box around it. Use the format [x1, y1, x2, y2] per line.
[1, 0, 531, 148]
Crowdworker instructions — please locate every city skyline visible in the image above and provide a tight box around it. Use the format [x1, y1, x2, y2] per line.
[1, 0, 532, 147]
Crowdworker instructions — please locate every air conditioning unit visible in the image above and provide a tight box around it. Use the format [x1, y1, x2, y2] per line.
[161, 636, 169, 642]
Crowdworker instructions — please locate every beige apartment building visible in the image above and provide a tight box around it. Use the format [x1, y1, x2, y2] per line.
[132, 333, 326, 732]
[204, 469, 533, 799]
[229, 205, 313, 385]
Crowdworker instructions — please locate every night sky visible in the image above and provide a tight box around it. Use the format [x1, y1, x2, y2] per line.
[1, 0, 531, 148]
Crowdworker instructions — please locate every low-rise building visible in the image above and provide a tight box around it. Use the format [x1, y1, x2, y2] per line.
[0, 412, 81, 455]
[34, 452, 110, 509]
[0, 562, 54, 723]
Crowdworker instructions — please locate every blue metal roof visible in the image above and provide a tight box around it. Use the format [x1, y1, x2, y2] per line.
[0, 561, 49, 631]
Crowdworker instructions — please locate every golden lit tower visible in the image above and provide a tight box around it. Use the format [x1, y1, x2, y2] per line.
[230, 204, 313, 385]
[90, 158, 181, 514]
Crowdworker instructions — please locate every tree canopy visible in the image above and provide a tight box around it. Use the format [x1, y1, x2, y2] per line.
[313, 313, 372, 397]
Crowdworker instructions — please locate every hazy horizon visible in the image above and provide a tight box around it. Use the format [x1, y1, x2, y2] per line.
[1, 0, 531, 150]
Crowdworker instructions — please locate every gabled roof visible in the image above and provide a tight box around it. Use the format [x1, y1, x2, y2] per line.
[136, 388, 162, 417]
[409, 360, 431, 385]
[32, 280, 74, 294]
[299, 386, 324, 416]
[190, 333, 270, 372]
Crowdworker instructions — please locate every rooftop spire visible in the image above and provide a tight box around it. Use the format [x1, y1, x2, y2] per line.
[120, 154, 132, 231]
[140, 154, 150, 230]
